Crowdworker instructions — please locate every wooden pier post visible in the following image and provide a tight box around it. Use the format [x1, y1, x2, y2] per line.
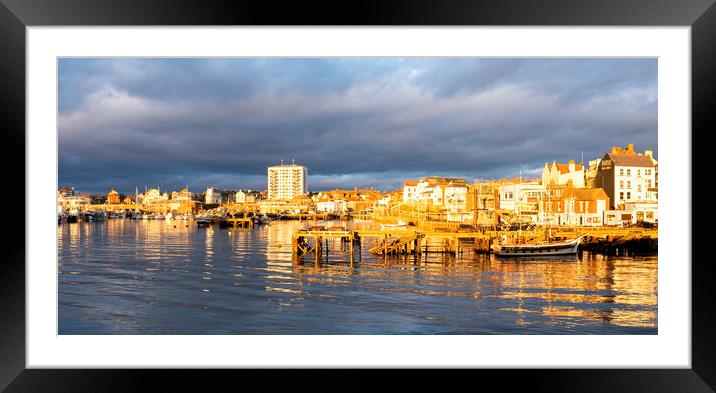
[314, 236, 321, 266]
[349, 233, 354, 266]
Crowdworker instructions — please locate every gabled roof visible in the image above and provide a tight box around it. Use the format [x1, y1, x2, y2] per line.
[560, 187, 609, 201]
[606, 153, 655, 168]
[555, 163, 584, 174]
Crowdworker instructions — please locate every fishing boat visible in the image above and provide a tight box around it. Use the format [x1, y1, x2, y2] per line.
[493, 235, 583, 257]
[494, 178, 582, 257]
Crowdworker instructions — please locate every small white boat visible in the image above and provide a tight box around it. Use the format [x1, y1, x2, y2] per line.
[380, 220, 407, 230]
[251, 214, 272, 224]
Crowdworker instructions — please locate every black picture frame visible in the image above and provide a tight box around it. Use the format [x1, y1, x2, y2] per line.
[1, 0, 712, 390]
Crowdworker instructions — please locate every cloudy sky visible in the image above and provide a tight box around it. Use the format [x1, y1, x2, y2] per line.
[58, 58, 657, 194]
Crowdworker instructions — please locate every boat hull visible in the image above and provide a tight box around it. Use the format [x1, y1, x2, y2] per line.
[495, 238, 581, 258]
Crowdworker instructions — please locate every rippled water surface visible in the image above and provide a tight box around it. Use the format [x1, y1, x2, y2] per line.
[58, 219, 657, 334]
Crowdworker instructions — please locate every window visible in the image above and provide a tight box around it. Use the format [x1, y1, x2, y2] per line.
[647, 180, 652, 187]
[637, 185, 642, 192]
[626, 192, 631, 200]
[637, 169, 641, 177]
[627, 181, 631, 188]
[620, 192, 624, 200]
[620, 180, 624, 189]
[626, 169, 631, 176]
[619, 168, 624, 176]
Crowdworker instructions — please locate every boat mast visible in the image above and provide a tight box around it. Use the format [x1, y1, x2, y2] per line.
[546, 182, 552, 241]
[518, 170, 522, 243]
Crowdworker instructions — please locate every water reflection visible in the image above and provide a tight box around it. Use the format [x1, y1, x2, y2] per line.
[58, 219, 657, 334]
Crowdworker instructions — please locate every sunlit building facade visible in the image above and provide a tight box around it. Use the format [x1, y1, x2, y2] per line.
[268, 163, 307, 200]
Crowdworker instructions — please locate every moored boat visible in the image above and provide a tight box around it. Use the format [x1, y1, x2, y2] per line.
[67, 210, 79, 223]
[380, 220, 407, 230]
[252, 214, 272, 224]
[493, 236, 583, 257]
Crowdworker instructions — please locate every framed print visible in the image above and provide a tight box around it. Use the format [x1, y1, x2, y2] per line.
[1, 0, 714, 390]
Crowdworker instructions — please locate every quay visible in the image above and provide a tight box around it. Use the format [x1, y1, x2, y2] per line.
[291, 226, 658, 263]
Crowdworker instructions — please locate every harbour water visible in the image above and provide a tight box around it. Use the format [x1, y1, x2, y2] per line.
[58, 219, 657, 334]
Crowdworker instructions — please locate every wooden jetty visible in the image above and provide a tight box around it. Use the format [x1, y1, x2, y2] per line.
[219, 217, 254, 228]
[292, 227, 493, 264]
[291, 227, 361, 265]
[291, 225, 658, 263]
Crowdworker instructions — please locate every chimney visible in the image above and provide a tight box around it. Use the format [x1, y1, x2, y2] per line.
[611, 146, 619, 154]
[568, 159, 575, 172]
[645, 150, 653, 158]
[627, 143, 634, 152]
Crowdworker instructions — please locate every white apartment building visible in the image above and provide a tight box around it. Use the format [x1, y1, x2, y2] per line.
[268, 163, 307, 200]
[594, 144, 657, 209]
[205, 187, 222, 204]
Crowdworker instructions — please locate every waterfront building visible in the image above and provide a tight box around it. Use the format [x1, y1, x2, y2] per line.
[89, 194, 106, 204]
[205, 187, 222, 205]
[498, 181, 544, 214]
[402, 181, 419, 203]
[267, 162, 307, 200]
[258, 199, 311, 214]
[235, 189, 262, 203]
[171, 187, 193, 201]
[123, 196, 133, 204]
[585, 158, 602, 188]
[444, 183, 468, 214]
[142, 188, 169, 204]
[57, 190, 91, 213]
[542, 160, 585, 188]
[594, 143, 657, 209]
[316, 196, 345, 213]
[58, 186, 74, 197]
[539, 186, 609, 226]
[314, 189, 380, 213]
[461, 182, 500, 225]
[143, 199, 203, 215]
[624, 201, 658, 223]
[402, 177, 468, 210]
[106, 189, 120, 204]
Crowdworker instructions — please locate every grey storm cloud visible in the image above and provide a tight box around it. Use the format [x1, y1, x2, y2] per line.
[58, 58, 657, 194]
